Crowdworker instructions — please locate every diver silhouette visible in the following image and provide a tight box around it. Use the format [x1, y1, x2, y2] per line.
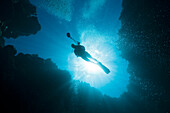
[67, 32, 110, 74]
[71, 43, 98, 64]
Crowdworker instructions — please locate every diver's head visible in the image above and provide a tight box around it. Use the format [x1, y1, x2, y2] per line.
[71, 44, 76, 48]
[67, 33, 71, 37]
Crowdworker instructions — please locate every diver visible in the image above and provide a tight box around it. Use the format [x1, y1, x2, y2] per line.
[67, 32, 110, 74]
[71, 43, 98, 63]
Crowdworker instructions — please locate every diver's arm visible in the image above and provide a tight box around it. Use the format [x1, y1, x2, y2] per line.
[74, 50, 79, 57]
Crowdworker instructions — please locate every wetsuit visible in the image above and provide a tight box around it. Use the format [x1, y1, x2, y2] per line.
[74, 45, 92, 62]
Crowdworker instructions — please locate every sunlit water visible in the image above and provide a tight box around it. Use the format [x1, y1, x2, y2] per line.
[68, 28, 130, 97]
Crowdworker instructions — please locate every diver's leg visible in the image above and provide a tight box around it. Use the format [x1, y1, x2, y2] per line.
[84, 52, 99, 64]
[81, 56, 91, 62]
[85, 52, 99, 63]
[91, 57, 98, 62]
[85, 52, 92, 58]
[81, 53, 94, 63]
